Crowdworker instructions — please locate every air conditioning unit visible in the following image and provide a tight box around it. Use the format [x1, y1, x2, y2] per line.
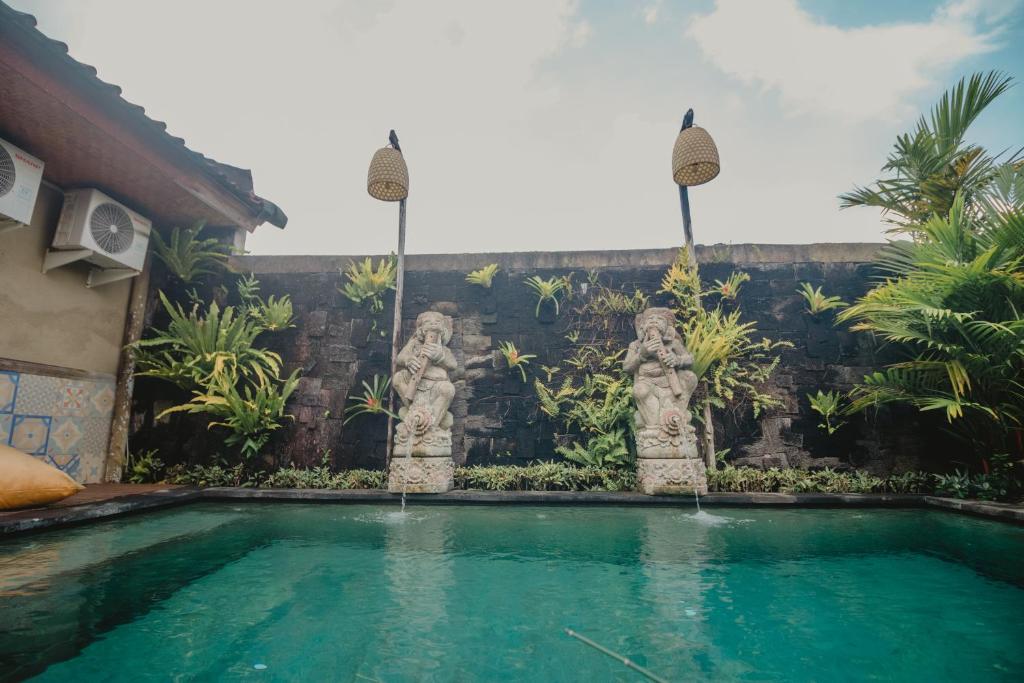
[44, 189, 151, 287]
[0, 136, 45, 226]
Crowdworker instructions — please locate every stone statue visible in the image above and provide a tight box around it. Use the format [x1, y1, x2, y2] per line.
[389, 311, 458, 493]
[623, 307, 706, 494]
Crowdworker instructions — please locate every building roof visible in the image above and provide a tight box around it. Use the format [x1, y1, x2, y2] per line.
[0, 2, 286, 230]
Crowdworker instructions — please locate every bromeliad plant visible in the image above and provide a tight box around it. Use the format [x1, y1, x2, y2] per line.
[524, 275, 568, 317]
[344, 374, 399, 424]
[340, 255, 397, 313]
[498, 341, 536, 382]
[466, 263, 500, 288]
[150, 222, 231, 285]
[708, 271, 750, 301]
[797, 283, 848, 316]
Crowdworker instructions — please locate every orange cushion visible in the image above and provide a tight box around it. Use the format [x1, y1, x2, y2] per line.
[0, 443, 84, 510]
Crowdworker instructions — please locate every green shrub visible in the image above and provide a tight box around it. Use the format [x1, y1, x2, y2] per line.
[454, 463, 636, 491]
[164, 462, 385, 489]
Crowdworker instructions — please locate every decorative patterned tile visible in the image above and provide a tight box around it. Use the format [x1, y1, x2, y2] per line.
[49, 417, 84, 455]
[56, 380, 90, 417]
[9, 415, 52, 455]
[0, 371, 18, 413]
[80, 417, 112, 457]
[44, 452, 81, 480]
[78, 451, 105, 484]
[89, 382, 116, 418]
[13, 373, 61, 416]
[0, 414, 11, 443]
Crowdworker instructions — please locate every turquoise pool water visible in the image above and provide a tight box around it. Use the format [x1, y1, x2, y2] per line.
[1, 504, 1022, 682]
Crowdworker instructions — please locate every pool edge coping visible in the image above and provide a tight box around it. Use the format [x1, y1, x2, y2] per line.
[2, 488, 1021, 535]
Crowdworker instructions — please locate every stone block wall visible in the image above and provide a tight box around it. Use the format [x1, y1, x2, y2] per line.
[133, 244, 935, 474]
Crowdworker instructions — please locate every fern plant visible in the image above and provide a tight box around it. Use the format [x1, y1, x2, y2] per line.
[151, 222, 230, 284]
[556, 429, 630, 468]
[523, 275, 567, 317]
[534, 376, 575, 418]
[344, 375, 399, 424]
[497, 341, 536, 382]
[465, 263, 500, 288]
[339, 255, 397, 313]
[797, 283, 848, 316]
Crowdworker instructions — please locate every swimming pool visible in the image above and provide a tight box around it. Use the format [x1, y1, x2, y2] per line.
[1, 503, 1022, 681]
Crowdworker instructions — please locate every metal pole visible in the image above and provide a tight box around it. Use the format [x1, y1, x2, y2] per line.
[384, 196, 407, 474]
[678, 113, 717, 469]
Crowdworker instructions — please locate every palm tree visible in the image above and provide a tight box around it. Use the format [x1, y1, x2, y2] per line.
[839, 72, 1024, 464]
[840, 71, 1018, 234]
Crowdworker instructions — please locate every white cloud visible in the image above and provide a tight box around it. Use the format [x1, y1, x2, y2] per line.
[688, 0, 1002, 122]
[643, 1, 663, 25]
[7, 0, 1015, 256]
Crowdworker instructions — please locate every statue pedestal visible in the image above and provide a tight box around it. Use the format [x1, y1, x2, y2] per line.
[637, 457, 708, 495]
[387, 454, 454, 493]
[635, 427, 706, 495]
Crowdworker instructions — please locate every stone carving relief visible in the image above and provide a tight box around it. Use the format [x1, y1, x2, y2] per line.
[392, 311, 457, 458]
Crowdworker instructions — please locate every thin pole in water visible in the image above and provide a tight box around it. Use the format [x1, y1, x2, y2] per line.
[563, 628, 669, 683]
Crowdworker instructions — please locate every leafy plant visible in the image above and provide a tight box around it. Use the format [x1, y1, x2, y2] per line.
[454, 463, 636, 492]
[160, 370, 299, 460]
[797, 282, 848, 316]
[134, 292, 283, 390]
[151, 222, 230, 284]
[340, 255, 397, 313]
[344, 374, 399, 424]
[556, 429, 630, 468]
[679, 303, 790, 418]
[524, 275, 567, 317]
[125, 448, 163, 484]
[498, 341, 536, 382]
[840, 71, 1017, 234]
[539, 364, 561, 383]
[466, 263, 500, 288]
[708, 271, 750, 301]
[237, 274, 295, 332]
[807, 389, 846, 434]
[535, 376, 575, 418]
[839, 193, 1024, 456]
[580, 286, 649, 316]
[133, 285, 298, 462]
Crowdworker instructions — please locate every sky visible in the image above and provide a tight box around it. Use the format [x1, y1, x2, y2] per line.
[9, 0, 1024, 255]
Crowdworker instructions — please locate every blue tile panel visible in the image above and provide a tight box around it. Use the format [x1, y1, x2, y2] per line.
[0, 371, 18, 413]
[1, 369, 114, 484]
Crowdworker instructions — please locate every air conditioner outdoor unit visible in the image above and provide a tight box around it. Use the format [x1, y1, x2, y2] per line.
[44, 188, 151, 287]
[0, 136, 45, 226]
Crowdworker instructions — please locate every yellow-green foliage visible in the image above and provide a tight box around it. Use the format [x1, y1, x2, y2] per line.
[466, 263, 500, 288]
[340, 255, 397, 312]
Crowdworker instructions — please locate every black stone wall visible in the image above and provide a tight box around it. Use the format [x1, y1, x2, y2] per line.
[132, 245, 936, 474]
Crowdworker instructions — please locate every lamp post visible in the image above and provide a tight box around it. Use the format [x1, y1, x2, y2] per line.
[671, 108, 720, 469]
[367, 130, 409, 473]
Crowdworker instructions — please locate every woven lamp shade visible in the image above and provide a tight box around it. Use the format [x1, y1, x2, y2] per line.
[672, 126, 720, 186]
[367, 147, 409, 201]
